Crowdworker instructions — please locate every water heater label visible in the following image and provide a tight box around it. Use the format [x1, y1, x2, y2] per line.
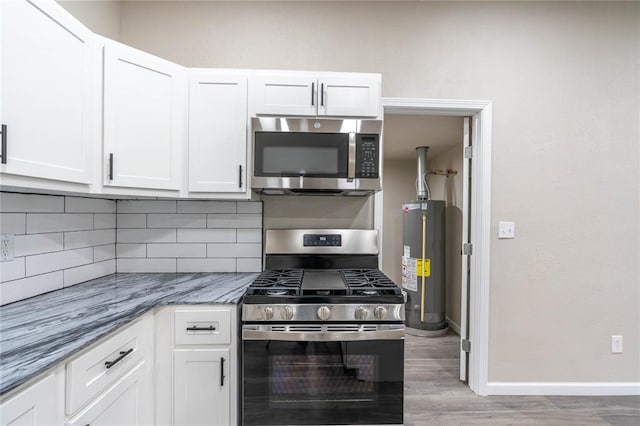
[403, 245, 411, 258]
[402, 203, 421, 213]
[417, 258, 431, 277]
[401, 256, 417, 291]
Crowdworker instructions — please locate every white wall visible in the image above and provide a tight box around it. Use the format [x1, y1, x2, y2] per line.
[57, 0, 121, 40]
[61, 1, 639, 384]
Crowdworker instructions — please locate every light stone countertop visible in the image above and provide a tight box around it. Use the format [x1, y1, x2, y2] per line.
[0, 272, 257, 397]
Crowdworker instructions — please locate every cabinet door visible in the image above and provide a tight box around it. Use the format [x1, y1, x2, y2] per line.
[103, 40, 185, 190]
[0, 374, 60, 426]
[66, 361, 153, 426]
[250, 74, 316, 116]
[0, 0, 97, 184]
[174, 349, 230, 426]
[318, 75, 380, 117]
[188, 72, 247, 193]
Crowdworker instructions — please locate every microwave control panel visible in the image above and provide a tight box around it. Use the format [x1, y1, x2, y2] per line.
[355, 135, 380, 178]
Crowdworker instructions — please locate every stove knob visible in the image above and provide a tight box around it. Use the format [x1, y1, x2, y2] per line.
[317, 305, 331, 321]
[354, 306, 369, 321]
[374, 305, 388, 320]
[281, 306, 294, 321]
[263, 306, 274, 320]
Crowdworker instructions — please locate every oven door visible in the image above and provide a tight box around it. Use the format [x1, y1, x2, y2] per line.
[242, 324, 404, 425]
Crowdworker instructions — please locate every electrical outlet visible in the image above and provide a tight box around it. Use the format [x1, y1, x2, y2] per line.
[498, 222, 515, 239]
[611, 335, 623, 354]
[1, 234, 14, 261]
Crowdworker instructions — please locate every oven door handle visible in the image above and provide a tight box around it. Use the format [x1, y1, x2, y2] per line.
[242, 327, 404, 342]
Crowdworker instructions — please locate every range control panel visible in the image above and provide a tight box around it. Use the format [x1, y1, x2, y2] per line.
[303, 234, 342, 247]
[355, 134, 380, 178]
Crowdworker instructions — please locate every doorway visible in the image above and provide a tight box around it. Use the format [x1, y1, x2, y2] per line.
[374, 98, 492, 396]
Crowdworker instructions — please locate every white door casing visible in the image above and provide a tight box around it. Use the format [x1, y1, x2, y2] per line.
[460, 116, 471, 382]
[380, 97, 492, 396]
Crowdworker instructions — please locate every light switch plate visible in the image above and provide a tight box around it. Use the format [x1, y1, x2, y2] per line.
[1, 234, 14, 261]
[498, 222, 515, 239]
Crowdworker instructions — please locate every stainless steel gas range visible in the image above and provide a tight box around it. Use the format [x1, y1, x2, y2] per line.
[241, 229, 405, 426]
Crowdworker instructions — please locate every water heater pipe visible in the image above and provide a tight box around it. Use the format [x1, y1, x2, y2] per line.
[420, 212, 427, 322]
[416, 146, 430, 200]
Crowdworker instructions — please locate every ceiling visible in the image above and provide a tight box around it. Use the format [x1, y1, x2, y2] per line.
[383, 114, 463, 161]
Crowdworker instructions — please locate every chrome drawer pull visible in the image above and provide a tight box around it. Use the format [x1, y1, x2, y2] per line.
[104, 348, 133, 369]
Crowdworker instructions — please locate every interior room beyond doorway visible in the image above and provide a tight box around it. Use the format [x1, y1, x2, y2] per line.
[382, 113, 465, 335]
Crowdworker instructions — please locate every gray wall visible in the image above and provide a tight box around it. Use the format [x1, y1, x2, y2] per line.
[58, 1, 640, 384]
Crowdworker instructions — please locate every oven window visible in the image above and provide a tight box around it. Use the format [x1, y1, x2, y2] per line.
[243, 339, 403, 425]
[271, 354, 376, 398]
[254, 132, 349, 178]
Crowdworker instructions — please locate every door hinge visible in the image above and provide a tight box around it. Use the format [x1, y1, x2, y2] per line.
[461, 339, 471, 353]
[462, 243, 473, 255]
[464, 146, 473, 159]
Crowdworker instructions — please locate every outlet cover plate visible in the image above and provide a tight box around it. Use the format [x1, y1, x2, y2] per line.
[1, 234, 14, 261]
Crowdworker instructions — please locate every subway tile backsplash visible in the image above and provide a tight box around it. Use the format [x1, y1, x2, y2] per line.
[0, 193, 116, 306]
[115, 200, 263, 274]
[0, 192, 264, 306]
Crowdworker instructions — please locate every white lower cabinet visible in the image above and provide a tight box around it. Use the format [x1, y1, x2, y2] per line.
[155, 305, 238, 426]
[66, 361, 153, 426]
[1, 306, 238, 426]
[173, 349, 230, 426]
[0, 372, 64, 426]
[64, 313, 154, 426]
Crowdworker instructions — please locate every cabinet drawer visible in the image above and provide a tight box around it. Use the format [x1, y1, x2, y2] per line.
[66, 360, 153, 426]
[65, 314, 153, 415]
[174, 308, 231, 345]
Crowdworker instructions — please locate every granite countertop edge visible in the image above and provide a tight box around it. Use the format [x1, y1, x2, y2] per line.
[0, 272, 258, 397]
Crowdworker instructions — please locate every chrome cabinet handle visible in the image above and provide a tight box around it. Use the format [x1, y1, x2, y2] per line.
[105, 348, 133, 369]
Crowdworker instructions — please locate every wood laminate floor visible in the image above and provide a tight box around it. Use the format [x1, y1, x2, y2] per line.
[403, 331, 640, 425]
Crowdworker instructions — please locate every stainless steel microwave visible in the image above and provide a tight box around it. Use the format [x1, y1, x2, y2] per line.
[251, 117, 382, 196]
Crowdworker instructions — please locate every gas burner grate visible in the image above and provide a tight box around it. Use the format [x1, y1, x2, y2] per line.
[250, 269, 303, 289]
[341, 269, 400, 296]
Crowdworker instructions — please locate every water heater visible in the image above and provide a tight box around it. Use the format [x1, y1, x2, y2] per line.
[401, 147, 447, 333]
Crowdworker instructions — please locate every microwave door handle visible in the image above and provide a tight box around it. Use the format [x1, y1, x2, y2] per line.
[347, 132, 356, 181]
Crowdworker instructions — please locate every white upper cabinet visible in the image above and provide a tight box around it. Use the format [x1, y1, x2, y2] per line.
[103, 40, 186, 191]
[250, 74, 316, 116]
[249, 72, 381, 118]
[0, 0, 98, 184]
[188, 71, 247, 193]
[317, 74, 381, 118]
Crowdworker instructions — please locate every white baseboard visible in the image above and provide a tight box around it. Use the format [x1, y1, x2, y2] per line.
[487, 382, 640, 396]
[445, 316, 461, 335]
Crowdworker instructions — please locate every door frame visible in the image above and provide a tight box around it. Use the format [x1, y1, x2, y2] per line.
[375, 97, 492, 396]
